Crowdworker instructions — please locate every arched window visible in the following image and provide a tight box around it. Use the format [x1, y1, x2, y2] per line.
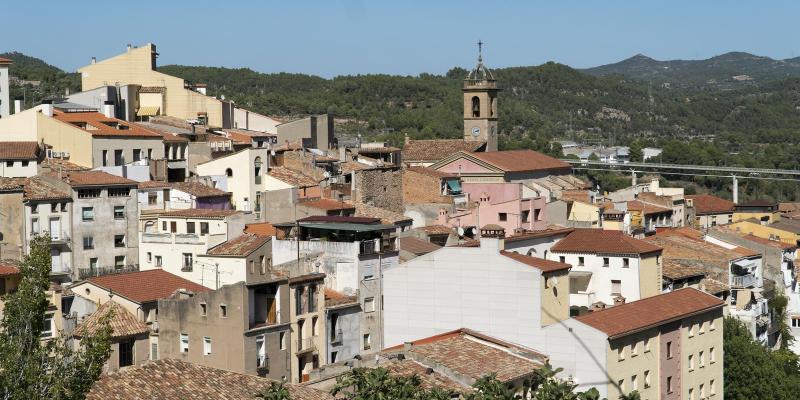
[253, 157, 262, 176]
[225, 168, 233, 177]
[471, 96, 480, 118]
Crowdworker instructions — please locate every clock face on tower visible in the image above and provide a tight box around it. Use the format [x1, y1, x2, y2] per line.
[471, 126, 481, 137]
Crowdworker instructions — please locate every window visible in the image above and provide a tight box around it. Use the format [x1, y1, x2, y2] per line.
[83, 236, 94, 250]
[114, 149, 124, 166]
[667, 376, 673, 393]
[220, 304, 228, 318]
[611, 280, 622, 296]
[225, 168, 233, 177]
[102, 150, 108, 167]
[498, 213, 507, 221]
[617, 379, 625, 392]
[200, 303, 207, 317]
[147, 252, 152, 263]
[114, 206, 125, 219]
[256, 335, 266, 368]
[82, 207, 94, 221]
[644, 337, 651, 352]
[114, 234, 125, 248]
[42, 315, 53, 338]
[260, 256, 266, 274]
[363, 334, 371, 350]
[689, 388, 694, 400]
[155, 255, 162, 267]
[603, 257, 610, 267]
[279, 331, 286, 350]
[667, 341, 673, 358]
[148, 192, 158, 205]
[78, 189, 101, 198]
[114, 256, 125, 268]
[200, 222, 209, 235]
[183, 253, 193, 270]
[89, 258, 98, 269]
[4, 161, 11, 167]
[31, 218, 39, 234]
[180, 333, 189, 353]
[618, 346, 625, 360]
[250, 260, 255, 274]
[133, 149, 141, 162]
[363, 264, 375, 280]
[699, 350, 705, 368]
[710, 379, 716, 395]
[331, 351, 338, 363]
[119, 339, 134, 367]
[644, 370, 651, 388]
[578, 256, 584, 266]
[186, 222, 196, 234]
[203, 337, 212, 355]
[471, 96, 480, 117]
[21, 160, 28, 167]
[108, 188, 130, 197]
[699, 321, 705, 334]
[689, 323, 695, 337]
[710, 347, 716, 363]
[688, 354, 694, 371]
[522, 210, 530, 222]
[631, 341, 638, 357]
[50, 203, 57, 213]
[162, 221, 167, 232]
[308, 285, 317, 312]
[559, 256, 566, 263]
[150, 342, 158, 360]
[631, 374, 638, 390]
[365, 297, 375, 313]
[710, 318, 717, 331]
[170, 221, 177, 233]
[623, 258, 629, 268]
[31, 204, 38, 214]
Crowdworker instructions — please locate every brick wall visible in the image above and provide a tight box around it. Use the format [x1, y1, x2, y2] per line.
[353, 169, 403, 213]
[402, 169, 453, 205]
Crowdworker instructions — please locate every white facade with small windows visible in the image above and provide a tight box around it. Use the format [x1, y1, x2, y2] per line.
[551, 252, 646, 308]
[1, 159, 38, 178]
[195, 148, 270, 212]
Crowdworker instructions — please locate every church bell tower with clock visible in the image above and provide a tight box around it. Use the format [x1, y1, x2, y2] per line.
[463, 40, 499, 151]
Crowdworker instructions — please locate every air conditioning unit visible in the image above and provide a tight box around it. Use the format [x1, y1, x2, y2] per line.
[62, 151, 70, 158]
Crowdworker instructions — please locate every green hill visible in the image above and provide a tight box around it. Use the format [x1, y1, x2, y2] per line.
[0, 51, 80, 106]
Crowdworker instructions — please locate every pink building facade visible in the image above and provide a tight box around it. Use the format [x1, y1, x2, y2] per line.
[437, 186, 547, 235]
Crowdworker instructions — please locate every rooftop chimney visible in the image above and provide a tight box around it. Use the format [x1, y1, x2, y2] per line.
[91, 57, 96, 64]
[13, 97, 23, 115]
[102, 101, 115, 119]
[613, 295, 626, 306]
[127, 44, 132, 52]
[40, 100, 53, 117]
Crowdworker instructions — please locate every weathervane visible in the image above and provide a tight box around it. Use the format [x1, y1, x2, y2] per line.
[477, 40, 484, 63]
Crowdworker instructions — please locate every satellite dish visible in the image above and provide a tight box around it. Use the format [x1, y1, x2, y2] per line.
[457, 227, 465, 236]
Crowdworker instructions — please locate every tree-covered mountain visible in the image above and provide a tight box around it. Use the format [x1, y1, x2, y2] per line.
[583, 52, 800, 89]
[0, 51, 80, 107]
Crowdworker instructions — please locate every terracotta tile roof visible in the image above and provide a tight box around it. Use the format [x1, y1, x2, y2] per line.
[654, 227, 705, 240]
[382, 359, 468, 393]
[299, 198, 355, 211]
[357, 146, 401, 154]
[779, 202, 800, 213]
[737, 199, 777, 208]
[22, 176, 71, 201]
[505, 227, 574, 243]
[701, 278, 730, 295]
[644, 232, 748, 262]
[470, 150, 571, 173]
[159, 209, 239, 219]
[561, 190, 592, 204]
[172, 181, 229, 198]
[739, 233, 797, 250]
[325, 288, 358, 308]
[53, 111, 163, 138]
[206, 234, 270, 257]
[40, 158, 90, 172]
[354, 202, 412, 224]
[0, 57, 12, 65]
[399, 237, 441, 255]
[273, 140, 305, 152]
[0, 261, 21, 277]
[0, 177, 25, 191]
[551, 229, 662, 255]
[422, 225, 454, 236]
[575, 288, 724, 339]
[385, 328, 546, 383]
[84, 270, 210, 304]
[0, 141, 40, 160]
[500, 250, 572, 273]
[137, 180, 171, 189]
[662, 260, 707, 280]
[86, 358, 334, 400]
[58, 170, 137, 187]
[74, 301, 148, 339]
[244, 222, 277, 236]
[627, 200, 672, 215]
[268, 166, 320, 187]
[404, 166, 456, 178]
[403, 139, 486, 163]
[686, 194, 735, 215]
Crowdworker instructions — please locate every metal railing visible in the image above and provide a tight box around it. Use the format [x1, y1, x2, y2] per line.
[257, 355, 269, 371]
[175, 233, 202, 244]
[731, 274, 757, 288]
[141, 232, 172, 243]
[77, 264, 139, 280]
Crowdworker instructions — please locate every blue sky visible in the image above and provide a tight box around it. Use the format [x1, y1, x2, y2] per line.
[3, 1, 798, 77]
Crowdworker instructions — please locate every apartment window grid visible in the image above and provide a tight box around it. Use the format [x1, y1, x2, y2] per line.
[688, 354, 694, 371]
[710, 347, 716, 363]
[631, 342, 638, 357]
[203, 337, 212, 356]
[114, 205, 125, 219]
[180, 333, 189, 353]
[644, 370, 651, 388]
[108, 188, 130, 197]
[618, 346, 625, 361]
[699, 351, 705, 367]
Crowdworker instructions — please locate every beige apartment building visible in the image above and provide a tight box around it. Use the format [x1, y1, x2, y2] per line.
[78, 44, 227, 127]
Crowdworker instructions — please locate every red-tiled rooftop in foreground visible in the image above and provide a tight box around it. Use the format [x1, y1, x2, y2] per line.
[74, 301, 148, 339]
[244, 222, 277, 236]
[575, 288, 724, 339]
[84, 270, 210, 304]
[172, 181, 229, 198]
[206, 234, 270, 257]
[500, 250, 572, 273]
[686, 194, 735, 215]
[0, 141, 40, 160]
[551, 229, 662, 255]
[53, 111, 163, 138]
[57, 170, 137, 187]
[0, 261, 21, 277]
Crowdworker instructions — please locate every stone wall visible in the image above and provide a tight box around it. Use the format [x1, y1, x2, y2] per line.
[402, 169, 452, 204]
[353, 169, 403, 213]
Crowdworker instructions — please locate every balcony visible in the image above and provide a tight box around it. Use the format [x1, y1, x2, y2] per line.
[297, 337, 317, 354]
[77, 264, 139, 280]
[358, 239, 398, 256]
[141, 232, 172, 244]
[731, 274, 757, 288]
[51, 263, 72, 276]
[570, 291, 597, 308]
[175, 233, 201, 244]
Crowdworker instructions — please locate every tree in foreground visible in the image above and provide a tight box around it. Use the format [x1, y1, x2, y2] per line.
[256, 381, 291, 400]
[0, 234, 112, 399]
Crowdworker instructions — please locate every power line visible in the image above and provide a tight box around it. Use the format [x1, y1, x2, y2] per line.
[571, 167, 800, 182]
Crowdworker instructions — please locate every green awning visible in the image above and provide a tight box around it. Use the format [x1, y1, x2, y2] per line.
[446, 179, 462, 193]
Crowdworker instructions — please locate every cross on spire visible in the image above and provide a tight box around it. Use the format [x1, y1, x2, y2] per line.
[477, 40, 484, 63]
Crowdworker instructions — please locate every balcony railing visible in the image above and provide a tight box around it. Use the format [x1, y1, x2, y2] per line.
[175, 233, 201, 244]
[141, 232, 172, 244]
[77, 264, 139, 280]
[731, 274, 757, 288]
[297, 337, 317, 354]
[257, 355, 269, 371]
[51, 263, 72, 276]
[569, 291, 597, 308]
[358, 239, 398, 256]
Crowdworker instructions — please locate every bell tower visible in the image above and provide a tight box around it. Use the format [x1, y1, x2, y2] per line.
[463, 40, 499, 151]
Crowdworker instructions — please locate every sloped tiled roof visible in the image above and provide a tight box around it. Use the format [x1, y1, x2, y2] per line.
[206, 234, 270, 257]
[399, 237, 441, 255]
[53, 111, 163, 138]
[500, 250, 572, 273]
[84, 270, 210, 304]
[422, 225, 454, 236]
[325, 288, 359, 308]
[404, 166, 456, 178]
[403, 139, 486, 163]
[551, 229, 662, 255]
[701, 278, 730, 295]
[0, 177, 25, 191]
[159, 209, 239, 219]
[686, 194, 735, 215]
[0, 141, 40, 160]
[22, 176, 71, 201]
[137, 180, 171, 189]
[662, 260, 706, 280]
[0, 57, 12, 65]
[58, 171, 137, 187]
[470, 150, 571, 173]
[299, 198, 355, 211]
[172, 181, 229, 198]
[575, 288, 724, 339]
[382, 359, 467, 393]
[244, 222, 277, 236]
[268, 166, 320, 187]
[0, 261, 21, 277]
[40, 158, 90, 172]
[74, 301, 148, 339]
[768, 219, 800, 234]
[86, 358, 334, 400]
[644, 232, 747, 262]
[627, 200, 672, 215]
